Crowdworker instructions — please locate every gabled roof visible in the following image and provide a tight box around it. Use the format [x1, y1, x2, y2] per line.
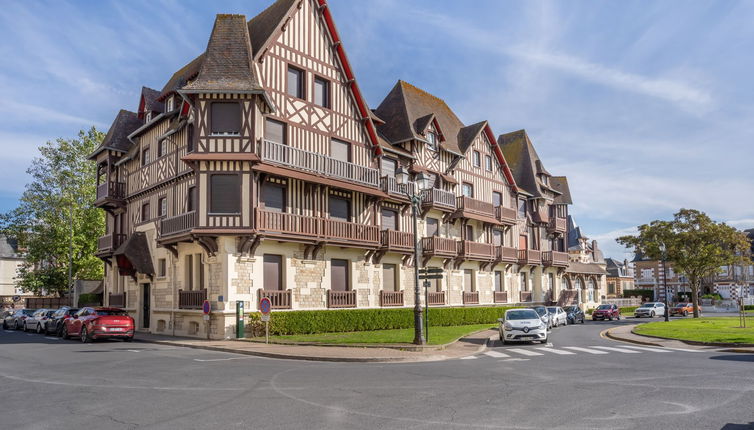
[248, 0, 299, 59]
[550, 176, 572, 204]
[458, 120, 487, 154]
[413, 113, 435, 136]
[498, 129, 558, 198]
[567, 215, 588, 250]
[89, 110, 142, 159]
[182, 14, 264, 94]
[140, 87, 164, 116]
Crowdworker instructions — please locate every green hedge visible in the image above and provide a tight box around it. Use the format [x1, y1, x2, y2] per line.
[623, 289, 654, 300]
[77, 293, 102, 307]
[621, 306, 638, 314]
[245, 306, 515, 336]
[745, 305, 754, 311]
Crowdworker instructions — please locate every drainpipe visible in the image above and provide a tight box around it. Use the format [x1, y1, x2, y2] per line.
[171, 252, 176, 337]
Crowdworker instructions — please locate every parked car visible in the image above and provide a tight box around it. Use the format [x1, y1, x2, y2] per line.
[24, 309, 52, 333]
[592, 304, 621, 321]
[530, 305, 553, 329]
[62, 307, 134, 343]
[499, 308, 549, 344]
[563, 306, 585, 324]
[634, 302, 665, 318]
[669, 303, 701, 317]
[547, 306, 568, 327]
[45, 307, 79, 336]
[3, 309, 35, 330]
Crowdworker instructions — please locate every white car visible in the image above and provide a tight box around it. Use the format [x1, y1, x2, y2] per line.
[547, 306, 568, 327]
[499, 308, 549, 344]
[634, 302, 665, 318]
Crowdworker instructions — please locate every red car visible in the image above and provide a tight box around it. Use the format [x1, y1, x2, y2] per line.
[592, 304, 621, 321]
[62, 307, 134, 343]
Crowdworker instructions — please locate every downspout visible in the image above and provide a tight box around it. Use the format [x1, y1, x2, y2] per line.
[171, 252, 176, 337]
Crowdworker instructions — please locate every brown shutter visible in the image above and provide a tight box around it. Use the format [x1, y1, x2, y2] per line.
[210, 102, 241, 134]
[383, 263, 397, 292]
[263, 255, 282, 291]
[331, 259, 349, 291]
[519, 235, 528, 250]
[426, 218, 439, 237]
[265, 119, 286, 144]
[261, 182, 286, 212]
[210, 174, 240, 214]
[330, 139, 351, 162]
[381, 208, 397, 231]
[464, 269, 474, 292]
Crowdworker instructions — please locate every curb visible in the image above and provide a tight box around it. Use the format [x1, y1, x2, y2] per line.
[601, 327, 665, 347]
[628, 329, 754, 348]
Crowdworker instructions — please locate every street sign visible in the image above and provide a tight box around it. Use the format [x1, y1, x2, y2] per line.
[419, 274, 443, 280]
[203, 314, 210, 321]
[419, 267, 443, 274]
[261, 314, 270, 322]
[259, 297, 272, 315]
[202, 300, 211, 315]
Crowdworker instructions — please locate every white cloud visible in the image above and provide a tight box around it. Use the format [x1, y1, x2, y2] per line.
[0, 99, 106, 128]
[590, 226, 638, 260]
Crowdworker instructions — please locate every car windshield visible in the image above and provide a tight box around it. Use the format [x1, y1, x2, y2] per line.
[547, 307, 557, 313]
[674, 304, 686, 307]
[95, 310, 127, 316]
[532, 307, 546, 316]
[507, 310, 539, 320]
[597, 305, 612, 310]
[68, 309, 79, 314]
[563, 306, 577, 312]
[22, 309, 35, 315]
[639, 304, 653, 308]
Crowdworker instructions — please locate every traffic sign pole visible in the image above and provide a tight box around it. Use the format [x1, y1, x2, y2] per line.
[424, 280, 430, 343]
[259, 297, 272, 344]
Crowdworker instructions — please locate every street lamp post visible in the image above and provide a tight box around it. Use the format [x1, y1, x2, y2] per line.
[395, 167, 433, 345]
[659, 243, 669, 322]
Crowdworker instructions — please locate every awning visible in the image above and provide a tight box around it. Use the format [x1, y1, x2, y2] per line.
[253, 163, 389, 199]
[114, 232, 155, 277]
[439, 172, 457, 185]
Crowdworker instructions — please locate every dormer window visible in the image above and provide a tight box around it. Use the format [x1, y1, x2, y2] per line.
[472, 151, 481, 168]
[541, 175, 549, 186]
[426, 132, 437, 151]
[145, 112, 152, 122]
[210, 102, 241, 135]
[166, 96, 175, 112]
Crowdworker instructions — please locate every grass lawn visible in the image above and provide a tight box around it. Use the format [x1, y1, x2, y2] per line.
[634, 317, 754, 344]
[251, 324, 494, 346]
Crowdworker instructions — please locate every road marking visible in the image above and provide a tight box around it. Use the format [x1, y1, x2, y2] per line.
[483, 350, 510, 358]
[44, 337, 61, 341]
[535, 347, 575, 355]
[500, 358, 530, 362]
[506, 348, 543, 356]
[193, 357, 253, 362]
[592, 346, 641, 354]
[563, 346, 609, 355]
[126, 349, 141, 353]
[665, 347, 705, 353]
[4, 330, 15, 333]
[618, 345, 672, 353]
[459, 355, 478, 360]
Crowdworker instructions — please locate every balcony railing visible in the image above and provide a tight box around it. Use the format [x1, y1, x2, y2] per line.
[547, 216, 567, 234]
[520, 291, 532, 302]
[494, 291, 508, 303]
[542, 250, 569, 267]
[380, 176, 413, 197]
[261, 140, 379, 188]
[259, 289, 292, 310]
[379, 290, 404, 307]
[97, 233, 126, 253]
[96, 181, 125, 201]
[456, 196, 495, 218]
[160, 211, 196, 237]
[532, 209, 549, 224]
[328, 290, 357, 308]
[496, 246, 518, 263]
[178, 289, 206, 310]
[428, 291, 445, 306]
[463, 291, 479, 304]
[517, 249, 542, 266]
[457, 241, 494, 261]
[381, 230, 414, 252]
[496, 206, 517, 225]
[420, 237, 458, 258]
[420, 188, 456, 211]
[109, 292, 126, 308]
[256, 209, 379, 246]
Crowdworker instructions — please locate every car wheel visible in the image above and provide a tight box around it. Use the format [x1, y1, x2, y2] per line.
[650, 311, 655, 318]
[540, 337, 548, 344]
[124, 337, 133, 342]
[57, 325, 64, 338]
[36, 324, 42, 334]
[616, 315, 621, 320]
[61, 325, 70, 340]
[80, 327, 90, 343]
[2, 321, 6, 329]
[23, 323, 28, 332]
[683, 310, 688, 317]
[608, 316, 613, 321]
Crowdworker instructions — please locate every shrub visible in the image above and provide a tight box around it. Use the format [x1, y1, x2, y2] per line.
[744, 305, 754, 311]
[621, 306, 638, 314]
[702, 294, 723, 300]
[77, 293, 102, 307]
[245, 306, 515, 336]
[622, 289, 654, 300]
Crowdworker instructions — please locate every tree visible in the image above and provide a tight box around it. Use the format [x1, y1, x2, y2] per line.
[618, 209, 751, 318]
[0, 128, 105, 296]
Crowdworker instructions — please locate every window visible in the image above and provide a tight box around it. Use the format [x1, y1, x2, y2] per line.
[492, 191, 502, 207]
[465, 224, 474, 241]
[167, 97, 174, 112]
[209, 174, 240, 214]
[265, 118, 286, 144]
[494, 271, 504, 292]
[381, 208, 398, 231]
[485, 155, 492, 171]
[381, 158, 397, 177]
[263, 254, 283, 291]
[287, 66, 305, 99]
[210, 102, 241, 135]
[462, 183, 473, 198]
[520, 272, 528, 292]
[185, 255, 193, 290]
[158, 139, 167, 158]
[313, 76, 330, 108]
[329, 195, 350, 221]
[331, 259, 349, 291]
[493, 230, 503, 246]
[186, 124, 195, 152]
[158, 197, 167, 217]
[145, 112, 152, 122]
[141, 147, 150, 166]
[330, 139, 351, 162]
[261, 181, 286, 212]
[157, 259, 166, 277]
[608, 282, 616, 295]
[426, 218, 439, 236]
[383, 263, 398, 292]
[464, 269, 475, 292]
[426, 132, 437, 151]
[518, 198, 527, 217]
[473, 151, 481, 168]
[187, 186, 196, 212]
[141, 202, 150, 222]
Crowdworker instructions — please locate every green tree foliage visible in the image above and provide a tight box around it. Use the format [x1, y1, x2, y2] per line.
[0, 128, 105, 296]
[618, 209, 752, 318]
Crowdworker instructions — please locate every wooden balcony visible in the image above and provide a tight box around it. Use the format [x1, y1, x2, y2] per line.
[259, 289, 292, 310]
[420, 188, 456, 212]
[496, 246, 518, 263]
[160, 211, 196, 237]
[379, 290, 404, 307]
[463, 291, 479, 304]
[380, 176, 413, 199]
[494, 291, 508, 303]
[108, 292, 126, 308]
[547, 216, 567, 234]
[542, 250, 569, 267]
[261, 140, 379, 188]
[456, 196, 496, 219]
[380, 230, 414, 253]
[520, 291, 532, 302]
[420, 237, 458, 258]
[328, 290, 356, 308]
[97, 233, 126, 255]
[495, 206, 517, 225]
[95, 181, 126, 208]
[532, 209, 549, 224]
[427, 291, 445, 306]
[517, 249, 542, 266]
[178, 289, 206, 310]
[457, 241, 494, 261]
[256, 209, 379, 247]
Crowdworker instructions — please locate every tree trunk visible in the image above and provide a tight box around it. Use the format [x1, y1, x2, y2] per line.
[690, 276, 700, 318]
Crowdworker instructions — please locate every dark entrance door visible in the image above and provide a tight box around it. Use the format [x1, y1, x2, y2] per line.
[142, 283, 150, 329]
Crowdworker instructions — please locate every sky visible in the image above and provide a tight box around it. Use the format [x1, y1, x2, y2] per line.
[0, 0, 753, 259]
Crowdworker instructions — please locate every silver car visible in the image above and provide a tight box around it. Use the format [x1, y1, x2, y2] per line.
[634, 302, 665, 318]
[24, 309, 52, 333]
[499, 308, 549, 344]
[547, 306, 568, 327]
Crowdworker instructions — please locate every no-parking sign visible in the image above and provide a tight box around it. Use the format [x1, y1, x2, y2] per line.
[260, 297, 271, 322]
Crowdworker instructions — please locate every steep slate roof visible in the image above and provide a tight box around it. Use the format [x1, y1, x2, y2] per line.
[248, 0, 298, 58]
[550, 176, 573, 204]
[141, 87, 164, 113]
[182, 14, 264, 94]
[89, 110, 142, 159]
[160, 54, 205, 97]
[567, 215, 588, 250]
[499, 129, 560, 198]
[605, 258, 628, 277]
[458, 120, 488, 154]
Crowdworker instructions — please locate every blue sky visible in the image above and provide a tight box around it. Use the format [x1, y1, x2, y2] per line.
[1, 0, 753, 259]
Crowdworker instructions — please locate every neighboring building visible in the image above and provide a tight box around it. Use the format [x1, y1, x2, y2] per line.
[91, 0, 598, 339]
[562, 216, 607, 307]
[605, 258, 634, 298]
[0, 235, 25, 306]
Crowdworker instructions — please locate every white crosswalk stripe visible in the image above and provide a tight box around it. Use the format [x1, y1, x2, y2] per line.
[484, 350, 511, 358]
[463, 343, 694, 361]
[460, 355, 478, 360]
[506, 348, 544, 356]
[562, 346, 609, 355]
[591, 346, 642, 354]
[618, 345, 672, 353]
[535, 347, 576, 355]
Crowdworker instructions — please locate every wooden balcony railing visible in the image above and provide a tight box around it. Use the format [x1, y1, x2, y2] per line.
[495, 206, 517, 225]
[259, 289, 292, 310]
[160, 211, 196, 237]
[381, 230, 414, 252]
[379, 290, 404, 307]
[520, 291, 532, 302]
[261, 140, 379, 188]
[517, 249, 542, 265]
[494, 291, 508, 303]
[496, 246, 518, 263]
[547, 216, 567, 234]
[96, 181, 125, 201]
[178, 289, 206, 310]
[532, 209, 549, 224]
[97, 233, 126, 253]
[108, 292, 126, 308]
[328, 290, 357, 308]
[421, 237, 458, 258]
[420, 188, 456, 211]
[457, 241, 494, 261]
[542, 250, 569, 267]
[380, 176, 413, 197]
[463, 291, 479, 304]
[427, 291, 445, 306]
[256, 209, 379, 246]
[456, 196, 495, 218]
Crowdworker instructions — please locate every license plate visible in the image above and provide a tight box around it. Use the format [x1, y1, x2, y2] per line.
[109, 327, 124, 332]
[522, 336, 534, 340]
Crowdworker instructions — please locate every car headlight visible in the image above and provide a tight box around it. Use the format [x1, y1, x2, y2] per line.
[538, 323, 546, 330]
[503, 322, 513, 330]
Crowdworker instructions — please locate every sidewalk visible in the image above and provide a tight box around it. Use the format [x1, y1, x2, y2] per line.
[604, 324, 754, 353]
[134, 329, 496, 363]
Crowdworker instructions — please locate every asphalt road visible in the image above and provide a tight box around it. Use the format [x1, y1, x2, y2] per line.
[1, 318, 753, 430]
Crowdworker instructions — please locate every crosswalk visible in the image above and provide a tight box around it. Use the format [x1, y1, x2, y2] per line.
[460, 344, 693, 361]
